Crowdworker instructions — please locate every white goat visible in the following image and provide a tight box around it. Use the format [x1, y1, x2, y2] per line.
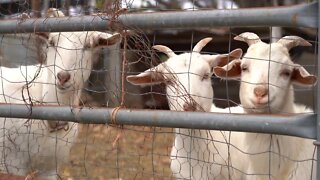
[126, 38, 242, 180]
[0, 10, 121, 179]
[214, 32, 317, 180]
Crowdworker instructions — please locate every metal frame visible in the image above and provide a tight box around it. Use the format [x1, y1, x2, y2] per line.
[0, 103, 315, 138]
[316, 1, 320, 179]
[0, 2, 316, 34]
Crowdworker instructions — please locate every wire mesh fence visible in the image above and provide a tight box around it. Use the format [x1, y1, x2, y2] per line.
[0, 0, 317, 179]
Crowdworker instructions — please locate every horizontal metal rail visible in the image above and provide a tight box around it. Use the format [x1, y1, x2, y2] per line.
[0, 2, 316, 34]
[0, 103, 316, 139]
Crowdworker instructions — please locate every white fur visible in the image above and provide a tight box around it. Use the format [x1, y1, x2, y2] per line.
[214, 32, 317, 180]
[0, 30, 121, 179]
[127, 38, 242, 180]
[207, 104, 249, 180]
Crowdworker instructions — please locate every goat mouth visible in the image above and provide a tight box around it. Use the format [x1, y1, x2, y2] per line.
[57, 84, 72, 91]
[251, 98, 273, 108]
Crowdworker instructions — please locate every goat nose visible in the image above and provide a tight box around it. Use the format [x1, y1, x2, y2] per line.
[183, 102, 197, 111]
[254, 86, 268, 98]
[57, 71, 71, 85]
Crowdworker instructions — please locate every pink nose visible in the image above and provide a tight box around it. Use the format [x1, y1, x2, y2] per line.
[57, 71, 71, 85]
[254, 86, 268, 98]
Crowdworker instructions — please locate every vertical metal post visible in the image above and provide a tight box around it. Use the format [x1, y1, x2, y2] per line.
[42, 0, 50, 15]
[31, 0, 41, 17]
[271, 27, 282, 43]
[316, 1, 320, 179]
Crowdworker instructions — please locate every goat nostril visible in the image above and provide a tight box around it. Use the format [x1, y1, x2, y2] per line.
[57, 72, 71, 85]
[254, 86, 268, 98]
[183, 102, 197, 111]
[57, 73, 62, 82]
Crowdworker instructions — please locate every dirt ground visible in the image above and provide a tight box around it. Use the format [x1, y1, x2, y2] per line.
[60, 124, 174, 180]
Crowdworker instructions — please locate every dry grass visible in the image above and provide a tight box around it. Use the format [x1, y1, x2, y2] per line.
[61, 124, 174, 180]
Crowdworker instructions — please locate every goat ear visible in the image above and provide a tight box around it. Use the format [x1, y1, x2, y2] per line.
[213, 59, 242, 79]
[277, 36, 311, 50]
[216, 48, 243, 67]
[92, 33, 122, 48]
[126, 65, 166, 86]
[234, 32, 261, 46]
[292, 65, 317, 86]
[229, 48, 243, 59]
[202, 48, 243, 68]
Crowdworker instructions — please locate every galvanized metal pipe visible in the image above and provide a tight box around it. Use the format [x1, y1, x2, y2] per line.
[0, 2, 317, 34]
[0, 103, 316, 139]
[315, 0, 320, 179]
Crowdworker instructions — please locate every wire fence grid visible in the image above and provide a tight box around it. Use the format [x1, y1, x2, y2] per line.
[0, 0, 317, 180]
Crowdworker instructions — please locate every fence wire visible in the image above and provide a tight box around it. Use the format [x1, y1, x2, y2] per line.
[0, 0, 317, 180]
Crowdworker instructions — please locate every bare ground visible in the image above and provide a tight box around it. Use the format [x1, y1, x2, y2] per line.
[60, 124, 174, 180]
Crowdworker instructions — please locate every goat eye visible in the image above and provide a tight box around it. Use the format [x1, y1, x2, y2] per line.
[210, 67, 214, 73]
[241, 66, 248, 72]
[202, 73, 210, 81]
[280, 70, 291, 77]
[83, 43, 91, 50]
[165, 79, 172, 85]
[48, 40, 55, 47]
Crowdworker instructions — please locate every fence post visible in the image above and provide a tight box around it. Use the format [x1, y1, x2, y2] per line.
[316, 1, 320, 179]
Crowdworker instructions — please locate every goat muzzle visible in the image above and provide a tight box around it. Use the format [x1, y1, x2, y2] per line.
[183, 102, 197, 111]
[47, 121, 69, 132]
[57, 71, 71, 86]
[254, 85, 268, 98]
